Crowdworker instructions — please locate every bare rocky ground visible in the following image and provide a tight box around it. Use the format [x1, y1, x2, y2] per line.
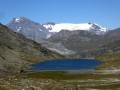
[0, 71, 120, 90]
[0, 76, 76, 90]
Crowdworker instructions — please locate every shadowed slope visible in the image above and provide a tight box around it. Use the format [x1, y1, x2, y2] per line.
[0, 23, 64, 72]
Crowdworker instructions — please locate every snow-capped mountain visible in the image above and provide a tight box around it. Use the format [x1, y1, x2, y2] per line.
[7, 17, 52, 41]
[43, 22, 108, 34]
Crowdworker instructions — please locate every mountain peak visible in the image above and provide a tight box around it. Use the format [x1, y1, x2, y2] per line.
[43, 22, 55, 25]
[88, 22, 97, 25]
[7, 17, 51, 40]
[13, 17, 32, 23]
[14, 18, 21, 22]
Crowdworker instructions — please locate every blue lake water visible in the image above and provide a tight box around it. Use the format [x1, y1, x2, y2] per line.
[32, 59, 102, 71]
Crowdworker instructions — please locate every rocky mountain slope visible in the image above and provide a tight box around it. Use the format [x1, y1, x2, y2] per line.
[0, 23, 63, 72]
[41, 41, 75, 55]
[73, 39, 120, 58]
[105, 28, 120, 41]
[7, 17, 71, 55]
[48, 30, 105, 52]
[48, 28, 120, 58]
[7, 17, 53, 41]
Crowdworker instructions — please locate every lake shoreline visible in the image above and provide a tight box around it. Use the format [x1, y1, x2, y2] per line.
[31, 59, 102, 71]
[26, 69, 120, 75]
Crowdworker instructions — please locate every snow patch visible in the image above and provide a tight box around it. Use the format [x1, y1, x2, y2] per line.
[39, 29, 42, 31]
[15, 18, 21, 22]
[46, 34, 52, 39]
[17, 26, 21, 32]
[44, 23, 91, 32]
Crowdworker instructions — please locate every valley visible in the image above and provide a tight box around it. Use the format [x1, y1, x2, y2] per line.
[1, 0, 120, 89]
[0, 17, 120, 90]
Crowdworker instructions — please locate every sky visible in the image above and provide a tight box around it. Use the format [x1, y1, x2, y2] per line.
[0, 0, 120, 29]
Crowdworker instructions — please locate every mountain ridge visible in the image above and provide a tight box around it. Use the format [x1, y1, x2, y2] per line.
[7, 17, 52, 41]
[7, 17, 120, 59]
[43, 22, 108, 35]
[48, 28, 120, 58]
[0, 23, 63, 72]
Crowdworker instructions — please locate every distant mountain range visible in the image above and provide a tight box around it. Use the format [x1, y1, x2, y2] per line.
[48, 28, 120, 58]
[7, 17, 120, 58]
[7, 17, 108, 41]
[7, 17, 109, 55]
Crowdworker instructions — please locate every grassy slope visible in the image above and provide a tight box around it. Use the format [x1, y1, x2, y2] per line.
[27, 71, 120, 80]
[95, 51, 120, 69]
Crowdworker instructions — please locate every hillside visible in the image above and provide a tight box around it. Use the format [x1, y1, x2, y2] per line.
[0, 23, 64, 72]
[105, 28, 120, 41]
[95, 51, 120, 69]
[48, 28, 120, 58]
[68, 39, 120, 59]
[48, 30, 105, 52]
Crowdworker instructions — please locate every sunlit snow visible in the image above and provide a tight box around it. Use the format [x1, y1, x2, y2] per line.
[43, 22, 107, 33]
[15, 18, 21, 22]
[17, 26, 21, 32]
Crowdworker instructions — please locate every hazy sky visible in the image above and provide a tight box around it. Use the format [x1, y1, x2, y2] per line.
[0, 0, 120, 29]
